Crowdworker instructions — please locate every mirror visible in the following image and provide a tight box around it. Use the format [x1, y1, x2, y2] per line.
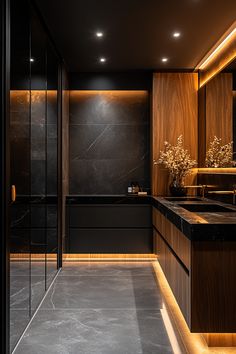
[199, 58, 236, 167]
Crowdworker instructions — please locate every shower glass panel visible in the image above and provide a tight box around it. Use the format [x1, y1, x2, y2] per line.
[30, 11, 47, 315]
[9, 1, 60, 351]
[9, 0, 31, 350]
[46, 42, 59, 287]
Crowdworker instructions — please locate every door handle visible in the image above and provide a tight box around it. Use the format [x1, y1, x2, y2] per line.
[11, 185, 16, 202]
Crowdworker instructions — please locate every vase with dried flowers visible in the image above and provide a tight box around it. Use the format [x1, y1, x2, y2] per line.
[157, 135, 197, 196]
[205, 136, 235, 168]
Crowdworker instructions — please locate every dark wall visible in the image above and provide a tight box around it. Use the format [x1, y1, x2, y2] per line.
[69, 72, 152, 90]
[69, 73, 151, 195]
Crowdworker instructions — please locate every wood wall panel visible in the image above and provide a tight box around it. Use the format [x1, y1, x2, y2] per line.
[152, 73, 198, 196]
[205, 73, 233, 149]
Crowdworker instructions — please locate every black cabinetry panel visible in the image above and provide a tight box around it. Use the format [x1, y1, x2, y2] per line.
[69, 228, 153, 253]
[67, 204, 152, 254]
[69, 205, 151, 228]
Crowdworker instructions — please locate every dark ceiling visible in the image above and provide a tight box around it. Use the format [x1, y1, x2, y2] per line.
[34, 0, 236, 72]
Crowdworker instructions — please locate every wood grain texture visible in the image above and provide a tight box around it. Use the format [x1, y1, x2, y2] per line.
[198, 86, 206, 167]
[156, 231, 191, 326]
[152, 73, 198, 195]
[63, 253, 157, 260]
[153, 208, 191, 269]
[203, 333, 236, 347]
[206, 73, 233, 149]
[191, 241, 236, 333]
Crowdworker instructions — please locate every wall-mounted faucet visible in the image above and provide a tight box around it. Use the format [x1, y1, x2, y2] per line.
[185, 184, 207, 198]
[207, 185, 236, 205]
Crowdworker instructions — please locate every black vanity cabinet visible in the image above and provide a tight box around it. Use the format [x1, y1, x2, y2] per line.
[66, 196, 153, 254]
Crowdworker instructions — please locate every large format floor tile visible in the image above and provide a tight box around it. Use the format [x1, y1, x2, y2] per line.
[60, 262, 154, 277]
[13, 262, 173, 354]
[41, 275, 162, 310]
[14, 309, 173, 354]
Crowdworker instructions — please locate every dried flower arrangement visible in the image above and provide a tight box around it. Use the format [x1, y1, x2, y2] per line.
[157, 135, 197, 185]
[205, 136, 235, 168]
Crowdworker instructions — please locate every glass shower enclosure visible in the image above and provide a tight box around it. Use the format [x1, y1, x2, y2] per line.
[9, 0, 60, 351]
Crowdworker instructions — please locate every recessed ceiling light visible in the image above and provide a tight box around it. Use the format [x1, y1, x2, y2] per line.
[96, 31, 104, 38]
[173, 32, 181, 38]
[161, 57, 168, 63]
[30, 58, 34, 62]
[99, 57, 106, 63]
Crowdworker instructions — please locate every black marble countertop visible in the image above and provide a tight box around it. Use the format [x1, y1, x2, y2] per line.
[152, 197, 236, 241]
[66, 195, 152, 204]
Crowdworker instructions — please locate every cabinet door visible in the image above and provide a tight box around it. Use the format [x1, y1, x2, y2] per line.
[156, 232, 191, 327]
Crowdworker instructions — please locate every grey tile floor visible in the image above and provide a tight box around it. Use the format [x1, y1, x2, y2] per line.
[13, 262, 174, 354]
[10, 261, 58, 351]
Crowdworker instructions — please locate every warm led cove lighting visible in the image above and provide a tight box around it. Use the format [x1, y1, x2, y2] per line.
[96, 31, 103, 38]
[162, 57, 168, 62]
[198, 27, 236, 70]
[173, 32, 181, 38]
[99, 57, 106, 63]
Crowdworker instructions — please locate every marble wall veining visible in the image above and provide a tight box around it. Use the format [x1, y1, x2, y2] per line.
[69, 91, 150, 195]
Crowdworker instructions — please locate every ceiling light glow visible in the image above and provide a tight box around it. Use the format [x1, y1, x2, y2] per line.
[173, 32, 181, 38]
[96, 32, 103, 38]
[161, 57, 168, 62]
[30, 58, 34, 62]
[99, 57, 106, 63]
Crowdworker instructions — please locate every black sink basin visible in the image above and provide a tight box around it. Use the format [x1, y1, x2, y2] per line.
[178, 203, 236, 213]
[165, 197, 202, 202]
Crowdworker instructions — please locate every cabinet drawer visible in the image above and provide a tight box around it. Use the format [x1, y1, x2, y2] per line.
[69, 228, 153, 253]
[153, 208, 190, 270]
[69, 205, 151, 228]
[157, 232, 190, 326]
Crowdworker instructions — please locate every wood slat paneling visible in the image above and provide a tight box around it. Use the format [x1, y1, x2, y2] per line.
[205, 73, 233, 149]
[152, 73, 198, 195]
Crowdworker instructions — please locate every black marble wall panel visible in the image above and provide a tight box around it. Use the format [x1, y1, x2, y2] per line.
[10, 90, 58, 196]
[10, 91, 30, 195]
[69, 91, 150, 195]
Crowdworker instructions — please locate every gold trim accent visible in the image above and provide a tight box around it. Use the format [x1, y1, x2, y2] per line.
[11, 185, 16, 202]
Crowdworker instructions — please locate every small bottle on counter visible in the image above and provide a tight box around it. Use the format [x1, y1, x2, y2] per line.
[128, 183, 132, 194]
